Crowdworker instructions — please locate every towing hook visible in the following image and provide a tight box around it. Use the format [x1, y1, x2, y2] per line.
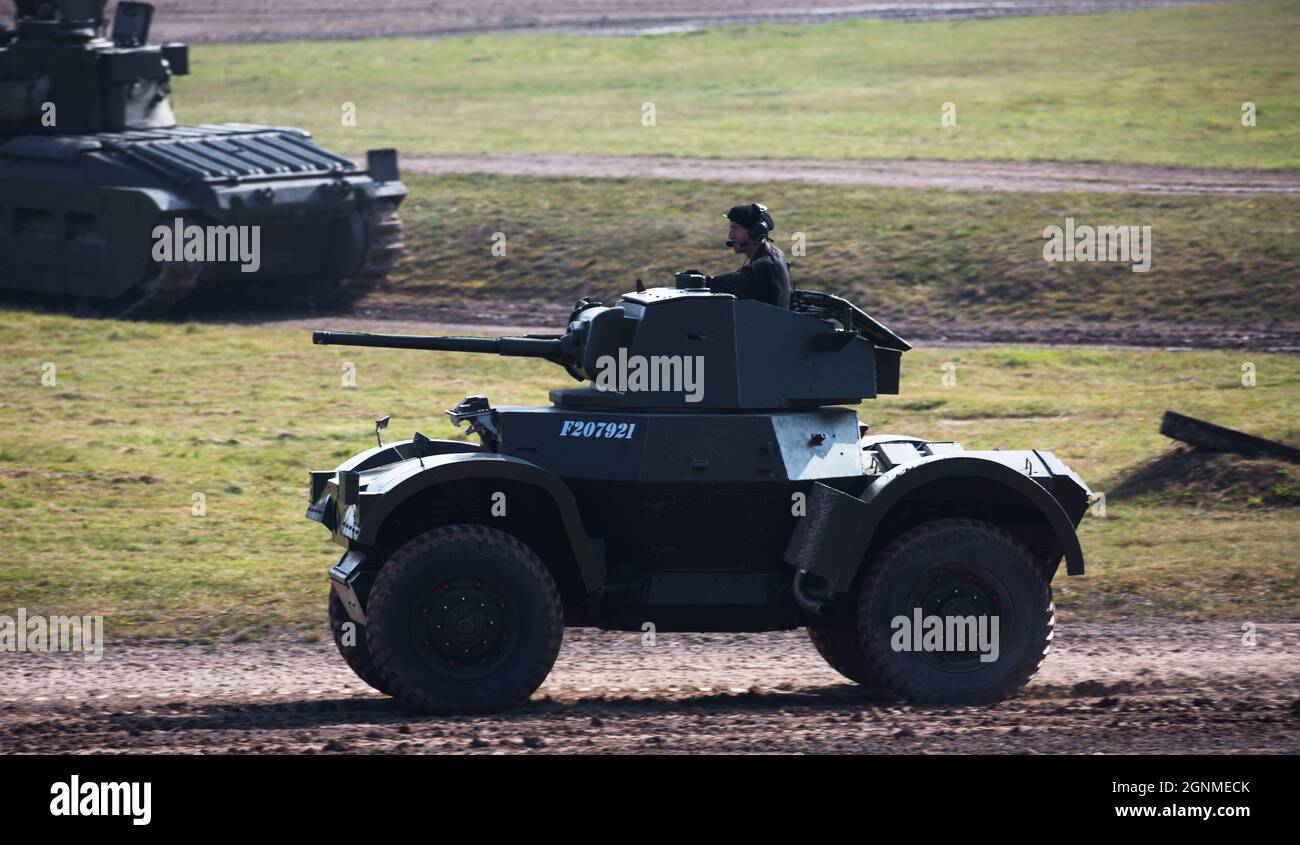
[792, 569, 831, 618]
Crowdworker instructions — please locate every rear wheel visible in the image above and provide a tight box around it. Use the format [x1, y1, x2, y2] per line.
[859, 518, 1054, 706]
[367, 525, 563, 714]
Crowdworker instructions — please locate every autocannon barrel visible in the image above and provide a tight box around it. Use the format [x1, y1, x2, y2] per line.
[312, 330, 567, 361]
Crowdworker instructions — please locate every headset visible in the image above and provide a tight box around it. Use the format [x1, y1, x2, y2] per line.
[726, 203, 772, 248]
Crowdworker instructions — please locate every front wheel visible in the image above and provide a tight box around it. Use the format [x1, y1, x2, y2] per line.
[366, 525, 564, 714]
[807, 621, 884, 688]
[328, 582, 392, 696]
[859, 518, 1054, 706]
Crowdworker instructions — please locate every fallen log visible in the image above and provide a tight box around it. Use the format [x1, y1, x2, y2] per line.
[1160, 411, 1300, 463]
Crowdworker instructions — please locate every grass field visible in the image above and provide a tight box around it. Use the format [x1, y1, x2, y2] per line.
[375, 173, 1299, 334]
[1, 2, 1296, 644]
[0, 311, 1295, 640]
[173, 1, 1300, 168]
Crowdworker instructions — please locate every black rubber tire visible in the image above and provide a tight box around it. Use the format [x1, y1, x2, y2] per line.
[367, 525, 564, 714]
[328, 583, 392, 696]
[807, 622, 884, 688]
[859, 518, 1054, 706]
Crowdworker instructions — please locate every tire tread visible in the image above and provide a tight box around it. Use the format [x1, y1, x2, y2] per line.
[859, 517, 1054, 706]
[367, 524, 563, 714]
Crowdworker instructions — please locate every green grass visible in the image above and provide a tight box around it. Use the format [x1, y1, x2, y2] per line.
[173, 1, 1300, 168]
[0, 312, 1295, 639]
[378, 173, 1299, 332]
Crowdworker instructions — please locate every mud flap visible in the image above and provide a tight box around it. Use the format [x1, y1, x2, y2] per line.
[783, 482, 872, 588]
[328, 550, 369, 626]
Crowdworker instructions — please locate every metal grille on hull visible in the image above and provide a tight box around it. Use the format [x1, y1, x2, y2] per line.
[100, 125, 356, 182]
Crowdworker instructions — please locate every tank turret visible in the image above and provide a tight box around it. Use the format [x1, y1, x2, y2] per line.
[313, 287, 910, 410]
[0, 1, 188, 134]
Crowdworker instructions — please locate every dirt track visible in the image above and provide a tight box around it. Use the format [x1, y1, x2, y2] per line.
[118, 0, 1220, 43]
[4, 623, 1296, 754]
[399, 153, 1300, 196]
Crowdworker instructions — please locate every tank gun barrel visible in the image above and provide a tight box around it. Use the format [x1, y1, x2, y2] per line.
[312, 330, 567, 361]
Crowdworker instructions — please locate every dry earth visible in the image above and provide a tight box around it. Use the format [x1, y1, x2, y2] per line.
[3, 623, 1296, 754]
[397, 153, 1300, 196]
[106, 0, 1225, 43]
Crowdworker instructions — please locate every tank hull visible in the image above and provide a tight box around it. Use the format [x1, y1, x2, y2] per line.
[0, 123, 405, 314]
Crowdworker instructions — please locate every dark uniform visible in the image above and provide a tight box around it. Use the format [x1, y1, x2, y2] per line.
[707, 240, 792, 309]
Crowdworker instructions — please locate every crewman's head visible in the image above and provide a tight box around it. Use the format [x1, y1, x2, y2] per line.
[725, 203, 775, 255]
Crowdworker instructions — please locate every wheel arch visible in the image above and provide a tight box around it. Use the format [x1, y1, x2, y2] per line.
[789, 454, 1086, 596]
[858, 456, 1086, 584]
[359, 454, 601, 604]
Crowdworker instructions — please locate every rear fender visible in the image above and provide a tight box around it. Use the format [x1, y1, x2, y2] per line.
[785, 454, 1087, 594]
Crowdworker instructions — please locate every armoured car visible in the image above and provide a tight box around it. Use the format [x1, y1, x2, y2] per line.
[307, 287, 1091, 711]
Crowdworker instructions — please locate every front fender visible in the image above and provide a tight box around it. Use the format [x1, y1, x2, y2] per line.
[352, 452, 600, 593]
[308, 438, 478, 506]
[341, 438, 478, 472]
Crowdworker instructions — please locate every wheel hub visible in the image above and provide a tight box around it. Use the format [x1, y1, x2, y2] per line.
[411, 574, 519, 678]
[906, 563, 1012, 673]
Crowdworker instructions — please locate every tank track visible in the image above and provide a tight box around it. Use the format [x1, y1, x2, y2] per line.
[116, 260, 204, 318]
[3, 199, 404, 318]
[219, 197, 405, 308]
[0, 257, 204, 319]
[339, 197, 405, 297]
[125, 198, 402, 314]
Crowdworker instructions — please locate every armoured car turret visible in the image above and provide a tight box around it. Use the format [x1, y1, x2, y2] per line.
[314, 287, 910, 409]
[306, 287, 1091, 713]
[0, 0, 405, 314]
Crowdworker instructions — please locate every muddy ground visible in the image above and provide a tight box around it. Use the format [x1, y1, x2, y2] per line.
[87, 0, 1222, 44]
[3, 623, 1296, 754]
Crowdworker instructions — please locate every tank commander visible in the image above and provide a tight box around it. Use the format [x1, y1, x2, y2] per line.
[681, 203, 792, 308]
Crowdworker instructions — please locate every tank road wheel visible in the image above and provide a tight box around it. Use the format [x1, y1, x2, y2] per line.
[859, 518, 1054, 706]
[807, 621, 883, 688]
[366, 525, 563, 714]
[328, 583, 392, 696]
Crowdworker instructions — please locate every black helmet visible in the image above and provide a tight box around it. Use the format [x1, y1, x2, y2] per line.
[726, 203, 775, 241]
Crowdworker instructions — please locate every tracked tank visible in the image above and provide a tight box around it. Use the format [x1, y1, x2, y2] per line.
[0, 0, 405, 315]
